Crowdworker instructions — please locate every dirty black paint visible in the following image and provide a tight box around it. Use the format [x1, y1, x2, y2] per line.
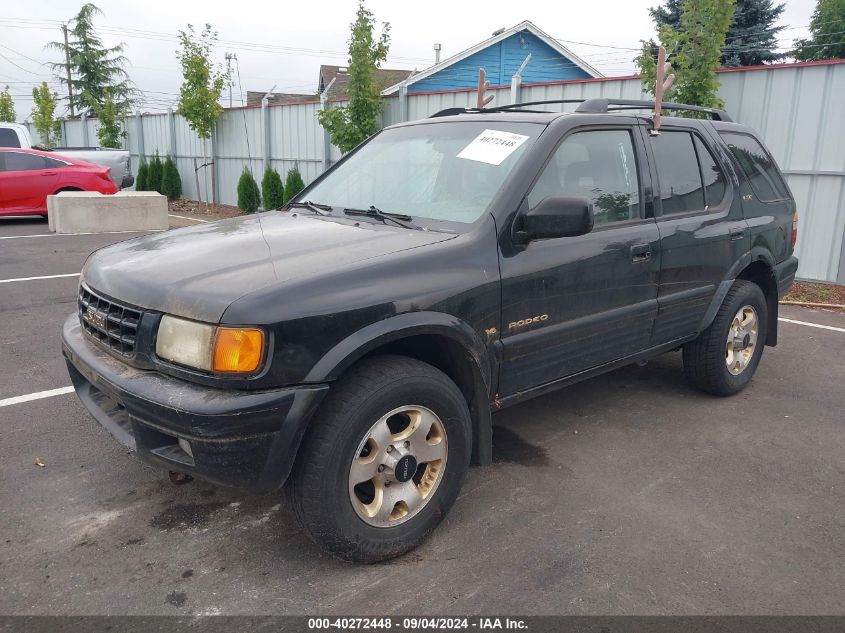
[181, 569, 193, 579]
[164, 591, 187, 607]
[491, 426, 549, 467]
[150, 502, 227, 531]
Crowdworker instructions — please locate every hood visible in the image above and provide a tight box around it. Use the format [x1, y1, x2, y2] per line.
[82, 212, 456, 322]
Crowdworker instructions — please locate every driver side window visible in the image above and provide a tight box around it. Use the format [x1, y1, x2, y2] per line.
[527, 129, 641, 225]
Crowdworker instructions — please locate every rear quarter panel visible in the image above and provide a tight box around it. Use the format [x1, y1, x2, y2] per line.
[709, 123, 795, 265]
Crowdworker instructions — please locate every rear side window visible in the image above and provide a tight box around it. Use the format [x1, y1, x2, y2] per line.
[0, 128, 21, 148]
[43, 157, 67, 169]
[2, 152, 48, 171]
[721, 132, 788, 202]
[652, 131, 705, 215]
[694, 136, 727, 207]
[528, 129, 641, 225]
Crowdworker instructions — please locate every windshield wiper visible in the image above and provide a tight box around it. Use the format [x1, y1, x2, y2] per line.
[342, 206, 423, 230]
[287, 200, 332, 216]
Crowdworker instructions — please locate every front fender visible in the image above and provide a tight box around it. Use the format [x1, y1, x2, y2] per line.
[304, 311, 495, 466]
[305, 310, 493, 391]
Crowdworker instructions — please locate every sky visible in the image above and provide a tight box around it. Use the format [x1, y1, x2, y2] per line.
[0, 0, 818, 121]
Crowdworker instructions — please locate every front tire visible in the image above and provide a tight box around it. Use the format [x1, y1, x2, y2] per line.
[683, 280, 768, 396]
[288, 355, 472, 563]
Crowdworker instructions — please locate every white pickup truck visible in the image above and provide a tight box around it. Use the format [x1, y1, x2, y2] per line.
[0, 122, 134, 189]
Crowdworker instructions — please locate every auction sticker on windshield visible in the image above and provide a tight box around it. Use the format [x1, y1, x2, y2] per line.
[457, 129, 530, 165]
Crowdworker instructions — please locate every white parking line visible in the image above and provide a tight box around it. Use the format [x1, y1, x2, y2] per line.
[168, 214, 210, 223]
[0, 386, 75, 408]
[0, 230, 156, 240]
[0, 272, 80, 284]
[778, 317, 845, 334]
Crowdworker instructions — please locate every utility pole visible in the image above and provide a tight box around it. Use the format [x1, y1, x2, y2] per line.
[224, 53, 235, 108]
[62, 23, 75, 118]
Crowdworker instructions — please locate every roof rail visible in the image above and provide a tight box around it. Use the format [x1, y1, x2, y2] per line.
[575, 98, 732, 121]
[429, 98, 732, 122]
[429, 100, 586, 118]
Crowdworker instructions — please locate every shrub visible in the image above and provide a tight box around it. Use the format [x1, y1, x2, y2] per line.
[237, 167, 261, 213]
[161, 156, 182, 200]
[283, 164, 305, 204]
[261, 167, 285, 210]
[147, 152, 164, 194]
[135, 162, 150, 191]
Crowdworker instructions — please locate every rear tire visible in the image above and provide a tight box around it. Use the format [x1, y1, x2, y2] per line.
[287, 355, 472, 563]
[683, 280, 768, 396]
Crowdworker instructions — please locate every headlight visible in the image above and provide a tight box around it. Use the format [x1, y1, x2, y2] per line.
[156, 315, 265, 374]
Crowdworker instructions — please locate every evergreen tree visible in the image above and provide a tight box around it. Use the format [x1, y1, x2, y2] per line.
[135, 162, 150, 191]
[261, 167, 285, 210]
[0, 86, 15, 123]
[161, 156, 182, 200]
[147, 152, 164, 194]
[637, 0, 736, 109]
[237, 168, 261, 213]
[648, 0, 786, 66]
[317, 1, 390, 153]
[793, 0, 845, 60]
[31, 82, 62, 148]
[48, 4, 133, 116]
[283, 165, 306, 204]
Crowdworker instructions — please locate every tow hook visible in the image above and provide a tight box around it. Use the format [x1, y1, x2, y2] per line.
[168, 471, 194, 486]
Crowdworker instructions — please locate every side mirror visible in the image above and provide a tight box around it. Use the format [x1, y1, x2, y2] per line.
[516, 195, 594, 243]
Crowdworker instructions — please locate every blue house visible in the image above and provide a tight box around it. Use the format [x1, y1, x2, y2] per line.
[382, 21, 602, 96]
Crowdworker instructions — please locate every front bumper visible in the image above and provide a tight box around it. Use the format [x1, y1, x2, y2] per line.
[62, 314, 328, 493]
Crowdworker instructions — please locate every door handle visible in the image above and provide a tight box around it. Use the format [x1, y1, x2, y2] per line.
[630, 244, 652, 263]
[42, 171, 58, 176]
[730, 228, 745, 241]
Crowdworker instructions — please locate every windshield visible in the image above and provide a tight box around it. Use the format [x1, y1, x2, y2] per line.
[302, 121, 544, 225]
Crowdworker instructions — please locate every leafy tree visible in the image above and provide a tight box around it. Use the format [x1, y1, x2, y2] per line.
[793, 0, 845, 60]
[176, 24, 227, 141]
[48, 3, 132, 116]
[317, 1, 390, 153]
[90, 91, 126, 148]
[636, 0, 737, 109]
[237, 168, 260, 213]
[177, 23, 227, 203]
[135, 162, 150, 191]
[283, 165, 306, 204]
[0, 86, 15, 123]
[31, 82, 62, 148]
[261, 167, 285, 210]
[648, 0, 786, 67]
[161, 156, 182, 200]
[147, 152, 164, 194]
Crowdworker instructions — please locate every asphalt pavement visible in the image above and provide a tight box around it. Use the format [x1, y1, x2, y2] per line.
[1, 215, 843, 615]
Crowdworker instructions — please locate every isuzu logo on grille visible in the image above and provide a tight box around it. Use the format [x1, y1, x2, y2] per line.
[86, 306, 106, 329]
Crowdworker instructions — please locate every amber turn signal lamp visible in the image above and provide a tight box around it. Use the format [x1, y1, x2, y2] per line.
[213, 328, 265, 373]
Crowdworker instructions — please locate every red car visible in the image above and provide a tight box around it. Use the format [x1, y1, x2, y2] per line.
[0, 147, 119, 217]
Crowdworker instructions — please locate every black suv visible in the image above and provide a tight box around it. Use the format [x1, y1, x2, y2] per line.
[62, 98, 798, 562]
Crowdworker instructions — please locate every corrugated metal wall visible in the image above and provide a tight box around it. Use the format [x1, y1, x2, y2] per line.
[50, 61, 845, 282]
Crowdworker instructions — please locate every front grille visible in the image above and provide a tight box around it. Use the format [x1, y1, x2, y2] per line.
[78, 285, 142, 356]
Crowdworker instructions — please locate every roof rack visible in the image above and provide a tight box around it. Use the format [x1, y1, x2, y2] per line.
[429, 98, 732, 122]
